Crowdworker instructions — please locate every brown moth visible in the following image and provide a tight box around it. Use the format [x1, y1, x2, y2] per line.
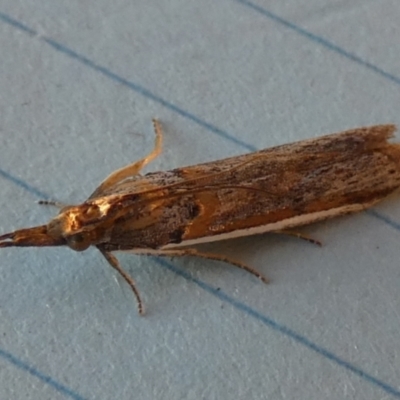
[1, 121, 400, 314]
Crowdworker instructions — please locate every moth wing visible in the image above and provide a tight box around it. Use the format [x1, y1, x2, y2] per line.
[98, 125, 400, 251]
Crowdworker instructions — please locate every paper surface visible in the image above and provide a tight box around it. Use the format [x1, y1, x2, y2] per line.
[0, 1, 399, 399]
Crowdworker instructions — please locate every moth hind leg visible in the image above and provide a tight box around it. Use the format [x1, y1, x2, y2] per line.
[98, 248, 145, 315]
[274, 230, 322, 246]
[89, 118, 163, 198]
[146, 248, 269, 284]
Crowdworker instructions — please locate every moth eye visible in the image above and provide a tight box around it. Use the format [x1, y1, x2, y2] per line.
[66, 233, 90, 252]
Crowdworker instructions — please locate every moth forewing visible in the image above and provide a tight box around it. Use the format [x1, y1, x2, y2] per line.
[1, 122, 400, 315]
[98, 124, 400, 251]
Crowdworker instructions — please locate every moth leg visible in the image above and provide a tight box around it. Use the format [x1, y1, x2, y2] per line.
[89, 119, 163, 198]
[274, 230, 322, 246]
[37, 200, 68, 209]
[98, 248, 145, 315]
[148, 248, 269, 284]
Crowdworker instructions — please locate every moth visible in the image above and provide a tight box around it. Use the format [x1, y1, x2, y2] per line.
[1, 121, 400, 314]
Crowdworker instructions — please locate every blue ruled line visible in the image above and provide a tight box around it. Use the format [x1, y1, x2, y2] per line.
[0, 348, 87, 400]
[367, 209, 400, 231]
[0, 12, 36, 35]
[0, 168, 50, 199]
[0, 9, 400, 399]
[42, 37, 256, 151]
[155, 258, 400, 398]
[233, 0, 400, 86]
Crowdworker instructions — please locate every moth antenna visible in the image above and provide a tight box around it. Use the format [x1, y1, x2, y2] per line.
[132, 184, 278, 208]
[125, 154, 262, 197]
[116, 151, 336, 199]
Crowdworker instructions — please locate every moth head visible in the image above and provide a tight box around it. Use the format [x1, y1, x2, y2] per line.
[0, 200, 114, 251]
[46, 204, 108, 252]
[64, 231, 92, 251]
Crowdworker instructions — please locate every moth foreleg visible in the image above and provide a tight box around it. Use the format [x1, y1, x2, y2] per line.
[274, 230, 322, 246]
[145, 248, 269, 284]
[89, 118, 163, 198]
[98, 248, 145, 315]
[37, 200, 68, 209]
